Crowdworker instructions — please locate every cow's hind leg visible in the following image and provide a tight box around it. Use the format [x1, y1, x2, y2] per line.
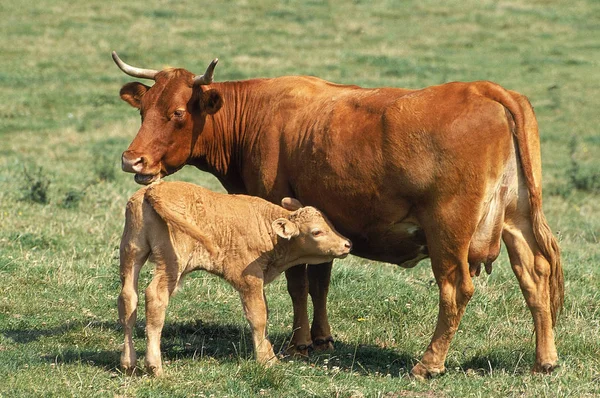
[411, 207, 476, 379]
[308, 262, 335, 351]
[144, 258, 178, 377]
[503, 221, 559, 372]
[118, 233, 149, 374]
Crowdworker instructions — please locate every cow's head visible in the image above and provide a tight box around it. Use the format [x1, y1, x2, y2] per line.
[113, 52, 223, 184]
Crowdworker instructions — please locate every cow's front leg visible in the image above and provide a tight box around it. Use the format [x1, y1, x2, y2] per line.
[239, 276, 277, 366]
[285, 264, 312, 355]
[308, 262, 334, 351]
[144, 266, 177, 377]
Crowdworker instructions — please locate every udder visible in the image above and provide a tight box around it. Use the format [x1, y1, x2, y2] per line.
[468, 184, 509, 277]
[349, 215, 429, 268]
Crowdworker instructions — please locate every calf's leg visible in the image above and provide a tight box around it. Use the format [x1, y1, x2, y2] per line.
[239, 276, 276, 365]
[118, 238, 149, 373]
[144, 261, 178, 377]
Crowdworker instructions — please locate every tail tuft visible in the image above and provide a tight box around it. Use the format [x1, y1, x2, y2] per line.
[532, 209, 564, 326]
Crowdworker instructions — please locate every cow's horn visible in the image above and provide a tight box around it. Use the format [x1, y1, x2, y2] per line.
[193, 58, 219, 85]
[112, 51, 159, 80]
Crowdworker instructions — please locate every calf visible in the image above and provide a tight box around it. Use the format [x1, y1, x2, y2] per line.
[118, 181, 351, 376]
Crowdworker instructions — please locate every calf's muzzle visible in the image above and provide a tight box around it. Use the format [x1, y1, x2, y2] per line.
[341, 240, 352, 257]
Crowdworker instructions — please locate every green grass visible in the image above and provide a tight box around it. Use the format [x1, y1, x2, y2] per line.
[1, 0, 599, 396]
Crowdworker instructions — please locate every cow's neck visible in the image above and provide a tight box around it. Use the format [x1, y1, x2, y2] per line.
[193, 79, 271, 194]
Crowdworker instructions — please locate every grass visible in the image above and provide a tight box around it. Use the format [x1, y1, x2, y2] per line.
[1, 0, 599, 396]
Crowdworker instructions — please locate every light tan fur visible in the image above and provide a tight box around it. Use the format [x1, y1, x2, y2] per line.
[118, 181, 351, 376]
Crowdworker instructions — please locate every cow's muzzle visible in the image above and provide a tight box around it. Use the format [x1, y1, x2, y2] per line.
[121, 151, 146, 174]
[122, 151, 161, 185]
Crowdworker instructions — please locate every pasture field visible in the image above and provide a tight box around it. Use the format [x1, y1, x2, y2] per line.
[1, 0, 599, 396]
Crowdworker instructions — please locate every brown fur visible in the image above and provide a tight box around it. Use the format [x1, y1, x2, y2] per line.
[118, 181, 350, 376]
[115, 58, 563, 376]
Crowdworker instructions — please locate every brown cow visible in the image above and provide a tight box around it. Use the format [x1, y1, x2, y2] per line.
[118, 180, 351, 376]
[113, 52, 563, 378]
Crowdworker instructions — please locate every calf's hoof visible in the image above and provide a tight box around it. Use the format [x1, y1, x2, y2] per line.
[313, 336, 335, 352]
[120, 364, 136, 376]
[120, 355, 137, 376]
[146, 364, 164, 377]
[532, 361, 559, 374]
[121, 365, 137, 376]
[260, 354, 279, 368]
[411, 363, 445, 381]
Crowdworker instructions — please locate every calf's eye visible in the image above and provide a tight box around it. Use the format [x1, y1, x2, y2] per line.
[311, 230, 324, 237]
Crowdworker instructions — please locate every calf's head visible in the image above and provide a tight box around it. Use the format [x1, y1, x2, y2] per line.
[113, 52, 223, 184]
[272, 198, 352, 264]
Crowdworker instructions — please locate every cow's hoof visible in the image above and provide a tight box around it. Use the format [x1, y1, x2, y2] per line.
[313, 336, 334, 352]
[411, 363, 445, 380]
[285, 343, 313, 357]
[533, 361, 559, 374]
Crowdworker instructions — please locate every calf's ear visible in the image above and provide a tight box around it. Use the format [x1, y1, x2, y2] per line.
[120, 82, 150, 109]
[201, 89, 224, 114]
[281, 197, 303, 211]
[272, 218, 299, 240]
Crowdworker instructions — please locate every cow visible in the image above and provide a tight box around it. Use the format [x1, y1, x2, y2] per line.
[112, 51, 563, 378]
[118, 180, 352, 376]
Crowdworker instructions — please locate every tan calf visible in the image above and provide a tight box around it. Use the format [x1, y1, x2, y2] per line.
[118, 181, 351, 376]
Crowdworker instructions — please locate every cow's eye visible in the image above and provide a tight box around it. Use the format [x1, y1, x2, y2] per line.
[311, 230, 325, 237]
[173, 109, 185, 119]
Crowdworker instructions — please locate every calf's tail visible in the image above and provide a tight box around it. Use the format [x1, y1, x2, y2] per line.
[144, 185, 217, 256]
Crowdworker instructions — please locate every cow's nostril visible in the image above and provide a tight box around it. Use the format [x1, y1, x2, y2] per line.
[344, 241, 352, 250]
[122, 153, 146, 173]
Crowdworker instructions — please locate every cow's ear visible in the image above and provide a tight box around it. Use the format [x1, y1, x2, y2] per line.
[281, 197, 303, 211]
[272, 218, 299, 240]
[120, 82, 150, 109]
[201, 89, 223, 114]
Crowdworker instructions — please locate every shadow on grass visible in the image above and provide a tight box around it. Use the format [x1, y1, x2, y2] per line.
[307, 340, 416, 377]
[3, 319, 529, 376]
[458, 352, 533, 376]
[3, 320, 119, 344]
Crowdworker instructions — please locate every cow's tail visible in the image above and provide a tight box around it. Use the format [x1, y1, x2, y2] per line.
[145, 184, 217, 256]
[479, 82, 564, 327]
